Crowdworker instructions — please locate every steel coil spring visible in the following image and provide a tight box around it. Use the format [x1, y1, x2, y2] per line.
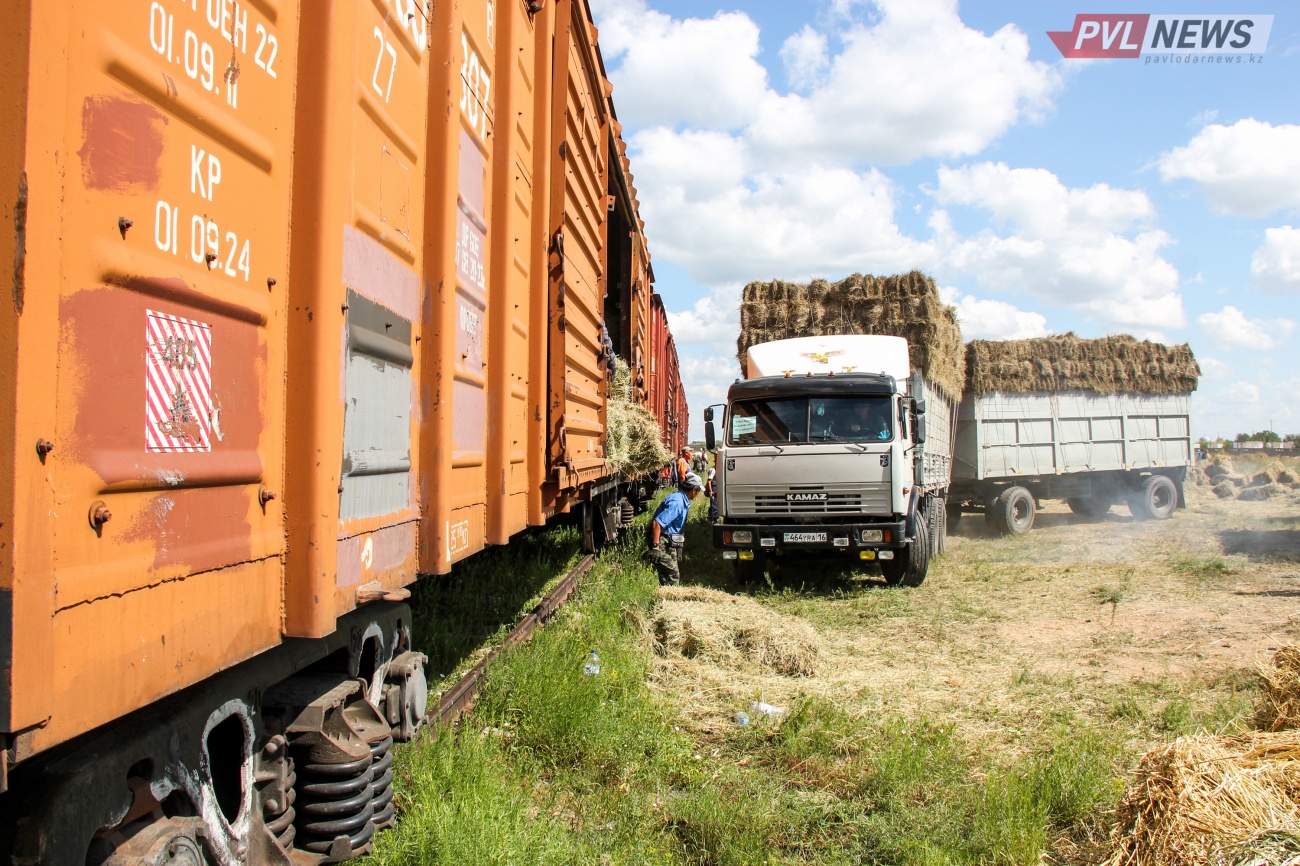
[369, 734, 396, 830]
[264, 761, 297, 851]
[293, 751, 376, 855]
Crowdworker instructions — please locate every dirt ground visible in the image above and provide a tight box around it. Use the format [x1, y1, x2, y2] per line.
[660, 480, 1300, 757]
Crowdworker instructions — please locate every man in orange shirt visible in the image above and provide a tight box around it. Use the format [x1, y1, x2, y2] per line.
[676, 448, 692, 485]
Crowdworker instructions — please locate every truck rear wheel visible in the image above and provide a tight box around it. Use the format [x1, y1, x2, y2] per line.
[990, 486, 1035, 536]
[882, 519, 929, 587]
[1129, 474, 1178, 521]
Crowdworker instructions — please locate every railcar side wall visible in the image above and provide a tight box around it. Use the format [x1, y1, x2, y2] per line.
[0, 0, 673, 779]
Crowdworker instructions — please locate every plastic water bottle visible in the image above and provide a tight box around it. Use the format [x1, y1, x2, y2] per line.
[750, 701, 785, 719]
[733, 711, 750, 726]
[583, 649, 600, 677]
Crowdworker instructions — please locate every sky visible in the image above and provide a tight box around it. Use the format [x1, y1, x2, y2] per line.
[586, 0, 1300, 442]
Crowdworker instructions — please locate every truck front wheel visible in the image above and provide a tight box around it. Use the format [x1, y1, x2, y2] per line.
[1129, 475, 1178, 521]
[990, 486, 1035, 536]
[882, 519, 929, 587]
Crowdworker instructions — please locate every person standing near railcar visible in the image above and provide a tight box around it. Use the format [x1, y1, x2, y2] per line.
[647, 472, 703, 584]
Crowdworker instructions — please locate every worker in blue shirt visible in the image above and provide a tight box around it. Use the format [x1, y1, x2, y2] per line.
[647, 472, 703, 584]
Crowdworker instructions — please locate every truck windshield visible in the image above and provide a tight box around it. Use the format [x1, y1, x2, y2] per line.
[728, 396, 894, 445]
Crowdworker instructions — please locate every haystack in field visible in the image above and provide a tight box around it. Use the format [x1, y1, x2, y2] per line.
[965, 334, 1200, 396]
[737, 271, 965, 400]
[1104, 732, 1300, 866]
[607, 358, 670, 477]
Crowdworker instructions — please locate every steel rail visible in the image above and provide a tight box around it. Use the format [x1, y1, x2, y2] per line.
[425, 553, 598, 730]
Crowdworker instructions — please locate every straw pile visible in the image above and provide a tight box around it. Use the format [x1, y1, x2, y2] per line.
[737, 271, 965, 400]
[966, 334, 1199, 396]
[650, 586, 821, 679]
[1259, 647, 1300, 733]
[606, 358, 670, 478]
[1104, 732, 1300, 866]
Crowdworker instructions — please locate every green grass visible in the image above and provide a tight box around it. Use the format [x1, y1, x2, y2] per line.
[367, 498, 1136, 866]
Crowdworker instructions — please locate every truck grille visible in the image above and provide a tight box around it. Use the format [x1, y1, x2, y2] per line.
[728, 484, 891, 516]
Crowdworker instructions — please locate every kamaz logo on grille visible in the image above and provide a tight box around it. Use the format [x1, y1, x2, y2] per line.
[786, 492, 828, 502]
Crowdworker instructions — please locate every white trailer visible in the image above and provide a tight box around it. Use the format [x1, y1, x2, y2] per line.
[950, 390, 1192, 534]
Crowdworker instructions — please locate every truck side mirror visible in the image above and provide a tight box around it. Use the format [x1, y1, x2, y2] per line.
[705, 421, 716, 451]
[704, 406, 714, 422]
[911, 405, 926, 444]
[914, 398, 926, 416]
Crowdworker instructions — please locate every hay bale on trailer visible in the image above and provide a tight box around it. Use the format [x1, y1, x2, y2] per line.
[737, 271, 965, 401]
[965, 334, 1201, 396]
[607, 358, 671, 478]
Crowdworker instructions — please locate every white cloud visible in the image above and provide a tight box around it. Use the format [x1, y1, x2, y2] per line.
[1251, 226, 1300, 293]
[631, 128, 934, 285]
[748, 0, 1059, 165]
[588, 0, 768, 129]
[1197, 356, 1229, 380]
[930, 163, 1184, 331]
[594, 0, 1059, 166]
[942, 289, 1050, 340]
[1158, 120, 1300, 217]
[1196, 305, 1295, 350]
[780, 26, 829, 91]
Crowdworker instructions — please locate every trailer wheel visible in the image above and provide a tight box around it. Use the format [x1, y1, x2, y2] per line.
[990, 486, 1035, 536]
[882, 519, 929, 587]
[1129, 475, 1178, 521]
[1067, 496, 1111, 518]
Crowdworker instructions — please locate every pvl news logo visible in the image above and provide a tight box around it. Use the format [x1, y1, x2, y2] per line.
[1048, 14, 1273, 62]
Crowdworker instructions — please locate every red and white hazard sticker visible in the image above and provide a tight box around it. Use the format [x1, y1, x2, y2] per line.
[145, 310, 213, 453]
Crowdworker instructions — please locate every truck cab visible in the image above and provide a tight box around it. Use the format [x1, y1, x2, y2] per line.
[706, 335, 935, 586]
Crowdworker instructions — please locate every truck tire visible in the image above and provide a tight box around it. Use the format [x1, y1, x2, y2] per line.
[936, 501, 948, 556]
[1067, 496, 1110, 518]
[946, 500, 962, 532]
[924, 495, 942, 558]
[1129, 474, 1178, 521]
[990, 486, 1034, 536]
[882, 519, 929, 587]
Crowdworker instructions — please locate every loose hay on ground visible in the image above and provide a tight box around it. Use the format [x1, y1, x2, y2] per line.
[1259, 647, 1300, 733]
[1105, 732, 1300, 866]
[647, 587, 824, 729]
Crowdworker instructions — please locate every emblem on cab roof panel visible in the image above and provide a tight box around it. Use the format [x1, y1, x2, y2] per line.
[800, 349, 844, 365]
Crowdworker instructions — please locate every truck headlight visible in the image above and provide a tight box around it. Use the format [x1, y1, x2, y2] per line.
[730, 530, 753, 544]
[722, 550, 738, 560]
[861, 530, 883, 543]
[833, 537, 849, 547]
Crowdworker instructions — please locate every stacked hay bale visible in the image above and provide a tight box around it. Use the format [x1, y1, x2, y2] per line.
[965, 334, 1200, 396]
[736, 271, 965, 401]
[606, 358, 671, 478]
[1106, 647, 1300, 865]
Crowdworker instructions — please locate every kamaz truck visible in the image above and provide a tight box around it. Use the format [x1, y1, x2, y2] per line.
[705, 335, 956, 586]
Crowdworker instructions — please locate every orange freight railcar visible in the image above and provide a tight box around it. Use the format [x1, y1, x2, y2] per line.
[0, 1, 672, 862]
